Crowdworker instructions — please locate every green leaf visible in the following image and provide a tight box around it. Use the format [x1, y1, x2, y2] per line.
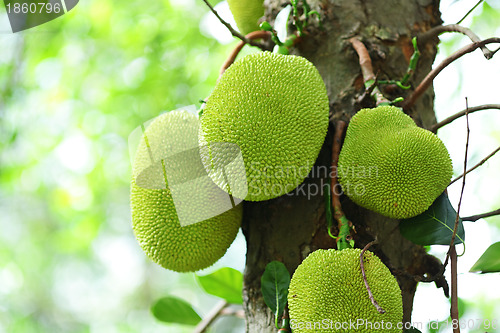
[261, 261, 291, 328]
[399, 192, 465, 246]
[470, 241, 500, 273]
[196, 267, 243, 304]
[151, 296, 201, 326]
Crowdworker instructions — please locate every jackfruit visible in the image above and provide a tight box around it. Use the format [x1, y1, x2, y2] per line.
[338, 105, 452, 219]
[288, 248, 403, 333]
[199, 51, 329, 201]
[227, 0, 264, 35]
[130, 110, 242, 272]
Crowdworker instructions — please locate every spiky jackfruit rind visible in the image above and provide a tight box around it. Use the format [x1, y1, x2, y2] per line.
[288, 248, 403, 333]
[200, 52, 329, 201]
[338, 106, 453, 219]
[130, 111, 242, 272]
[227, 0, 264, 35]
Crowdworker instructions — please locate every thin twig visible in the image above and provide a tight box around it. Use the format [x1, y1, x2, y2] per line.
[450, 245, 460, 333]
[450, 145, 500, 185]
[462, 208, 500, 222]
[446, 99, 470, 333]
[219, 30, 271, 77]
[457, 0, 483, 24]
[360, 240, 385, 314]
[201, 0, 266, 50]
[403, 38, 500, 111]
[448, 99, 469, 251]
[220, 307, 245, 318]
[331, 120, 347, 222]
[430, 104, 500, 132]
[418, 24, 493, 59]
[193, 300, 229, 333]
[348, 37, 390, 106]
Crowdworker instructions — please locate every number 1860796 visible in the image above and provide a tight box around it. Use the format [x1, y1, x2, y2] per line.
[5, 2, 62, 14]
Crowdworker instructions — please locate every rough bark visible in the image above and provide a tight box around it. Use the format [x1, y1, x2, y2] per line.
[242, 1, 444, 332]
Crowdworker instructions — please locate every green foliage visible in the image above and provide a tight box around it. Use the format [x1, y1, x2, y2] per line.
[469, 241, 500, 273]
[151, 296, 202, 325]
[0, 0, 233, 331]
[196, 267, 243, 304]
[399, 192, 465, 246]
[261, 261, 290, 328]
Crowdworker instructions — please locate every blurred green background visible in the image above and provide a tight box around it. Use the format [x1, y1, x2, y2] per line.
[0, 0, 499, 332]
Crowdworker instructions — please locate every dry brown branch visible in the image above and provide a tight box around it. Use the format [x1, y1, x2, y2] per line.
[450, 145, 500, 185]
[360, 240, 385, 314]
[445, 99, 470, 333]
[331, 120, 347, 223]
[462, 208, 500, 222]
[219, 30, 271, 77]
[418, 24, 493, 59]
[403, 38, 500, 111]
[348, 37, 390, 106]
[431, 104, 500, 132]
[201, 0, 267, 50]
[450, 245, 460, 333]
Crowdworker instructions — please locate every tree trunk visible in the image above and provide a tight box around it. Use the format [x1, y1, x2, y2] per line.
[242, 0, 444, 331]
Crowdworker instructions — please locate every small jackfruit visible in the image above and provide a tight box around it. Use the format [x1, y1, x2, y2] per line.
[200, 52, 329, 201]
[288, 248, 403, 333]
[227, 0, 264, 35]
[130, 110, 242, 272]
[338, 105, 452, 219]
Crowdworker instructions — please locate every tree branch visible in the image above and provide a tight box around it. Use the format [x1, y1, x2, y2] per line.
[219, 30, 271, 77]
[445, 99, 470, 333]
[450, 245, 460, 333]
[448, 100, 469, 252]
[462, 208, 500, 222]
[450, 145, 500, 185]
[430, 104, 500, 132]
[360, 240, 385, 314]
[331, 120, 347, 223]
[201, 0, 267, 50]
[349, 37, 390, 106]
[456, 0, 483, 25]
[403, 38, 500, 111]
[418, 24, 493, 59]
[193, 300, 229, 333]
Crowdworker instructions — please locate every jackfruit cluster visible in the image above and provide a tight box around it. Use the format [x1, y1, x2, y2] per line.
[130, 110, 242, 272]
[227, 0, 264, 35]
[338, 105, 452, 219]
[200, 51, 329, 201]
[288, 248, 403, 333]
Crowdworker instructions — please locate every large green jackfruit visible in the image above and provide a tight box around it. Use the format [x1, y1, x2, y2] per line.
[338, 105, 452, 219]
[288, 248, 403, 333]
[130, 110, 242, 272]
[200, 52, 329, 201]
[227, 0, 264, 35]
